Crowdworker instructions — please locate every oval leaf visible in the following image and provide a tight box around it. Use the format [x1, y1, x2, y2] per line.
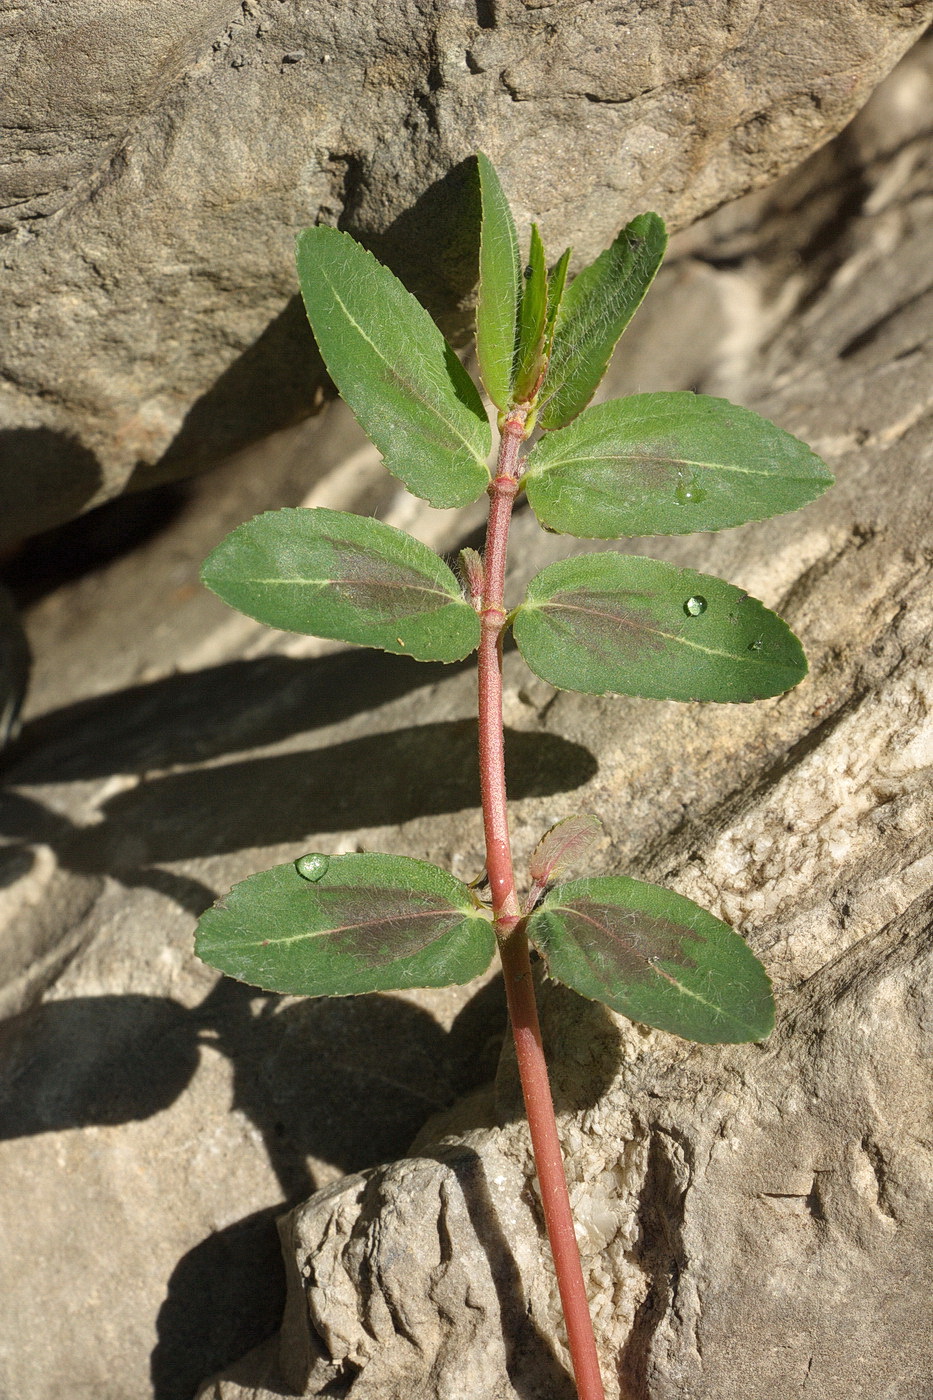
[527, 876, 774, 1043]
[537, 213, 667, 430]
[296, 226, 491, 507]
[513, 553, 806, 700]
[529, 814, 604, 887]
[524, 392, 834, 537]
[195, 853, 496, 997]
[202, 507, 481, 662]
[476, 153, 522, 411]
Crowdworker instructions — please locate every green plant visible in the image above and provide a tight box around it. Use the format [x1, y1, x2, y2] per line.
[195, 154, 832, 1400]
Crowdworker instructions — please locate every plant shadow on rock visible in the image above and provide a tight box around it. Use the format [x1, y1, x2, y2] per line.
[0, 427, 102, 548]
[426, 1142, 579, 1400]
[4, 651, 597, 904]
[137, 156, 481, 494]
[130, 296, 328, 492]
[0, 643, 597, 1398]
[0, 973, 510, 1400]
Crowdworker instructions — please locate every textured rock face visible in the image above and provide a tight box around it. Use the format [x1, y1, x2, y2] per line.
[2, 0, 931, 544]
[1, 33, 932, 1400]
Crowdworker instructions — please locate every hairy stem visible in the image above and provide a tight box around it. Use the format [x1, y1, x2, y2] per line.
[478, 415, 606, 1400]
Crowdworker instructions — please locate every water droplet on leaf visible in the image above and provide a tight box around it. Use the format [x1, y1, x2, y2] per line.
[684, 595, 707, 617]
[296, 853, 329, 881]
[674, 475, 707, 505]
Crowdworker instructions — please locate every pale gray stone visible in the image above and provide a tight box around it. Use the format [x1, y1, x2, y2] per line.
[1, 34, 932, 1400]
[1, 0, 931, 543]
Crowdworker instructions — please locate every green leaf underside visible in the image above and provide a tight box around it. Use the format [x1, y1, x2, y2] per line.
[513, 224, 548, 402]
[195, 854, 496, 997]
[512, 553, 806, 701]
[538, 213, 667, 430]
[296, 226, 490, 508]
[529, 814, 603, 886]
[524, 393, 834, 537]
[476, 153, 522, 411]
[527, 876, 774, 1043]
[201, 507, 481, 662]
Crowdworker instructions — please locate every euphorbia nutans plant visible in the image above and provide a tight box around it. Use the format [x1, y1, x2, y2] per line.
[195, 154, 833, 1400]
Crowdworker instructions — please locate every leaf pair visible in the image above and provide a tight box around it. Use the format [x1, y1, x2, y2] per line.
[195, 852, 773, 1044]
[202, 510, 806, 700]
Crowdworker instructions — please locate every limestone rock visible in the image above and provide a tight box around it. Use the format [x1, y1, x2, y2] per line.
[200, 40, 933, 1400]
[2, 0, 931, 542]
[1, 35, 932, 1400]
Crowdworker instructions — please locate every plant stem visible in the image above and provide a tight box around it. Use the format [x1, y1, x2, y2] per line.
[477, 415, 606, 1400]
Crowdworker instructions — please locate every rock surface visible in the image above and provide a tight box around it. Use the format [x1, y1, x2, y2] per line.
[1, 33, 932, 1400]
[2, 0, 931, 543]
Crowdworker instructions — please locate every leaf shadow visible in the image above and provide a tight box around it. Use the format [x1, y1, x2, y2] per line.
[0, 427, 103, 548]
[4, 648, 597, 909]
[0, 970, 509, 1398]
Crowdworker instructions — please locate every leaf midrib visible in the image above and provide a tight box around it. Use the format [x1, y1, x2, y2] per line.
[535, 598, 794, 670]
[229, 903, 471, 949]
[317, 258, 486, 467]
[547, 905, 759, 1032]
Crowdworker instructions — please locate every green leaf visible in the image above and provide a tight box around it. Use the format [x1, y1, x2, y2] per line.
[524, 392, 834, 538]
[196, 853, 496, 997]
[512, 553, 807, 700]
[513, 223, 549, 403]
[527, 876, 774, 1043]
[296, 225, 490, 507]
[528, 814, 603, 888]
[476, 153, 522, 412]
[543, 246, 572, 363]
[538, 213, 667, 430]
[201, 507, 481, 662]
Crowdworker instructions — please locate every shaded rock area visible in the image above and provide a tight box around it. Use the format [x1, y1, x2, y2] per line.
[2, 0, 932, 543]
[1, 32, 932, 1400]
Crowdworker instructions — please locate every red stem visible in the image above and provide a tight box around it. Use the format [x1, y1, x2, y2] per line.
[478, 415, 606, 1400]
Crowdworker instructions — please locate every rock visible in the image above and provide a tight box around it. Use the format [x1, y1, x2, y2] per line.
[2, 1, 931, 543]
[1, 34, 932, 1400]
[201, 37, 933, 1400]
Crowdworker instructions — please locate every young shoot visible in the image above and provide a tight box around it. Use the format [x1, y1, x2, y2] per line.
[195, 153, 832, 1400]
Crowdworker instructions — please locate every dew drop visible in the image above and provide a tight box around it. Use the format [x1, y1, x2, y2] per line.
[684, 595, 707, 617]
[295, 853, 329, 881]
[674, 475, 707, 506]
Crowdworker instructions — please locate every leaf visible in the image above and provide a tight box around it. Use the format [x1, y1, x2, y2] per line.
[529, 814, 604, 887]
[523, 392, 834, 538]
[196, 853, 496, 997]
[513, 223, 549, 403]
[527, 876, 774, 1043]
[296, 225, 491, 507]
[475, 153, 522, 412]
[201, 507, 481, 662]
[538, 213, 667, 430]
[512, 553, 807, 700]
[543, 246, 572, 363]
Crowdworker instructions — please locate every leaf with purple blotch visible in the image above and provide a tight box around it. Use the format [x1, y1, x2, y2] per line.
[195, 853, 496, 996]
[527, 875, 774, 1043]
[512, 553, 806, 701]
[523, 392, 833, 537]
[201, 507, 481, 662]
